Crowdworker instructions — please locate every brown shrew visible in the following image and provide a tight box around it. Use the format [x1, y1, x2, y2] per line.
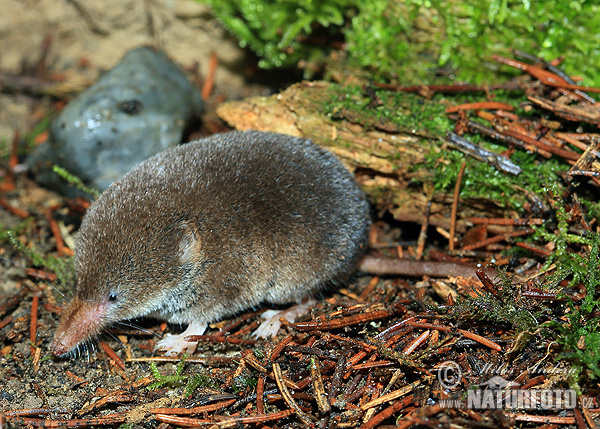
[50, 130, 494, 357]
[50, 130, 371, 356]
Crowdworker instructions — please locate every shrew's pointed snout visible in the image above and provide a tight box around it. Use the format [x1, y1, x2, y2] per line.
[50, 331, 73, 357]
[50, 297, 108, 357]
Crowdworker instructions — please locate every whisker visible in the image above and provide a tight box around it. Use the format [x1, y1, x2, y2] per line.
[92, 339, 100, 369]
[105, 331, 127, 350]
[73, 343, 81, 360]
[52, 284, 70, 301]
[113, 321, 160, 337]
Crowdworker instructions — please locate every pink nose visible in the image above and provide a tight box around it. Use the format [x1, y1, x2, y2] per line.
[50, 336, 70, 356]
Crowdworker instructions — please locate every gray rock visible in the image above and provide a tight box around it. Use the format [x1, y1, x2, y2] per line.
[29, 47, 203, 197]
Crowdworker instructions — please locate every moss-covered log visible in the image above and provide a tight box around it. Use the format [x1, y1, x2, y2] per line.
[217, 81, 509, 233]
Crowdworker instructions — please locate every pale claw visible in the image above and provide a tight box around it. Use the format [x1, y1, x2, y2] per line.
[252, 298, 316, 339]
[155, 321, 207, 356]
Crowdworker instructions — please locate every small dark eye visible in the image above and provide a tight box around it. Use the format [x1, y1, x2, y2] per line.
[108, 292, 118, 302]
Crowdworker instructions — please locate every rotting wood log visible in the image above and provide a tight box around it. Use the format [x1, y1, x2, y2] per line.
[217, 81, 510, 233]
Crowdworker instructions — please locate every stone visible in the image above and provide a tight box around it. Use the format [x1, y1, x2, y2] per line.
[29, 47, 203, 197]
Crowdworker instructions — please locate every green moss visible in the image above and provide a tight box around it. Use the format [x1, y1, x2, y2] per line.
[196, 0, 600, 85]
[252, 347, 265, 359]
[148, 354, 217, 396]
[185, 374, 215, 396]
[345, 0, 444, 81]
[432, 230, 600, 382]
[534, 197, 597, 271]
[231, 375, 258, 393]
[350, 0, 600, 84]
[546, 233, 600, 381]
[52, 165, 101, 199]
[200, 0, 353, 69]
[148, 353, 189, 390]
[1, 228, 75, 287]
[579, 198, 600, 226]
[321, 83, 572, 210]
[322, 83, 454, 139]
[0, 218, 34, 240]
[426, 146, 567, 210]
[435, 267, 552, 332]
[446, 201, 600, 382]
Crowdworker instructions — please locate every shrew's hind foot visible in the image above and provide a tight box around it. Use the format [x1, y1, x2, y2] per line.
[252, 298, 316, 339]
